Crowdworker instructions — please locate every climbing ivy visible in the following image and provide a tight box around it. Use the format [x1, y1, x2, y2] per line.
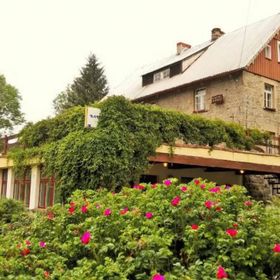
[9, 96, 270, 200]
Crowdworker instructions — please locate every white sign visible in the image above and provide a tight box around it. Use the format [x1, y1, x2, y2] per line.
[85, 107, 101, 128]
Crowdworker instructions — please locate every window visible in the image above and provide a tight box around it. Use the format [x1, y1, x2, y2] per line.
[38, 167, 55, 208]
[277, 41, 280, 62]
[13, 169, 31, 206]
[264, 45, 272, 59]
[153, 68, 170, 82]
[194, 88, 206, 111]
[1, 169, 8, 198]
[264, 84, 274, 109]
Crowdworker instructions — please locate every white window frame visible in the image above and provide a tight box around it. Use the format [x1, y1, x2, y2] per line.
[264, 45, 272, 59]
[277, 41, 280, 62]
[195, 88, 206, 112]
[264, 84, 273, 109]
[153, 68, 170, 82]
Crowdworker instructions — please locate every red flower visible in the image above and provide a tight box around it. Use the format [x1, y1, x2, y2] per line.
[226, 228, 238, 237]
[194, 179, 200, 185]
[180, 186, 188, 192]
[120, 207, 128, 215]
[104, 208, 112, 216]
[151, 183, 157, 189]
[44, 271, 50, 278]
[81, 205, 88, 213]
[191, 224, 199, 230]
[244, 200, 253, 207]
[25, 240, 31, 246]
[80, 231, 91, 245]
[233, 223, 238, 228]
[273, 243, 280, 253]
[171, 196, 181, 206]
[20, 248, 30, 256]
[145, 212, 153, 219]
[68, 206, 75, 214]
[200, 184, 206, 189]
[216, 266, 228, 279]
[47, 212, 54, 220]
[204, 200, 214, 209]
[152, 273, 165, 280]
[215, 207, 222, 212]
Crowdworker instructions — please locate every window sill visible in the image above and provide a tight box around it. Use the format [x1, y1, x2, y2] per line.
[193, 109, 208, 113]
[263, 107, 276, 112]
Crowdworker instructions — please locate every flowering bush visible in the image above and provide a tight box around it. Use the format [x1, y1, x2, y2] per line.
[0, 179, 280, 279]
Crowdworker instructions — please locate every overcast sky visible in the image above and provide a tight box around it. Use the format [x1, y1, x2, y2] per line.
[1, 0, 280, 125]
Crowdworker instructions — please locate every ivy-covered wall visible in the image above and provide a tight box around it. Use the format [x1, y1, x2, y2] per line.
[9, 96, 269, 200]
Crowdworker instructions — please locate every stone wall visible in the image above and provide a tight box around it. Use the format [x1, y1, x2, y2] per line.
[144, 71, 280, 136]
[243, 174, 271, 201]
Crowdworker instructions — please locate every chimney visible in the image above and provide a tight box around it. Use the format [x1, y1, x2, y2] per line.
[176, 42, 191, 55]
[211, 28, 224, 41]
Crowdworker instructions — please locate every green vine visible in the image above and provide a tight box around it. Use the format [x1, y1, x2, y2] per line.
[8, 96, 270, 200]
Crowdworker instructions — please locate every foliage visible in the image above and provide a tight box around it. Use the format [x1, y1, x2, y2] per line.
[0, 74, 24, 136]
[53, 53, 108, 114]
[10, 96, 270, 199]
[0, 179, 279, 279]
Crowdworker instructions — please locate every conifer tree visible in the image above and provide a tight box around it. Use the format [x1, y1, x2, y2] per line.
[53, 54, 108, 113]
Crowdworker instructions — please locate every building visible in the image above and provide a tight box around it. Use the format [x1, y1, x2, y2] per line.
[1, 14, 280, 209]
[109, 13, 280, 139]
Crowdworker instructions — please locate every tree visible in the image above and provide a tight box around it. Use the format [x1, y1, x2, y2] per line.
[0, 75, 24, 136]
[53, 54, 109, 114]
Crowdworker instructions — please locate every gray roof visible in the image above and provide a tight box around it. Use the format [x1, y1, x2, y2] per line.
[108, 13, 280, 101]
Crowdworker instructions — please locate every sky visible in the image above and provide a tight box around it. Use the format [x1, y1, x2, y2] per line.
[1, 0, 280, 126]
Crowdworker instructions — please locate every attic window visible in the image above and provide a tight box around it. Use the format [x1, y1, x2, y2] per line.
[153, 68, 170, 82]
[264, 45, 272, 59]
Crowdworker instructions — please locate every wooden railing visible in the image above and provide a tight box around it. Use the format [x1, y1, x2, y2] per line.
[0, 134, 19, 155]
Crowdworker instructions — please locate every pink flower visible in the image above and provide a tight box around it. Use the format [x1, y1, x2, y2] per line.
[80, 231, 91, 245]
[104, 208, 112, 216]
[120, 207, 128, 215]
[25, 240, 31, 246]
[273, 243, 280, 253]
[181, 186, 188, 192]
[226, 228, 238, 237]
[95, 203, 101, 209]
[204, 200, 214, 209]
[163, 179, 172, 186]
[191, 224, 199, 230]
[133, 185, 145, 190]
[20, 248, 30, 256]
[216, 266, 228, 279]
[152, 273, 165, 280]
[39, 241, 46, 248]
[200, 184, 206, 190]
[81, 205, 88, 213]
[145, 212, 153, 219]
[244, 200, 253, 207]
[210, 187, 221, 193]
[194, 179, 200, 185]
[171, 196, 181, 206]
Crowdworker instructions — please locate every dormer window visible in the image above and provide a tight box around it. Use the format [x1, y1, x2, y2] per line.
[153, 68, 170, 82]
[264, 45, 272, 59]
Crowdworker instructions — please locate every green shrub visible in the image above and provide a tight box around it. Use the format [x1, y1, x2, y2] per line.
[0, 179, 279, 279]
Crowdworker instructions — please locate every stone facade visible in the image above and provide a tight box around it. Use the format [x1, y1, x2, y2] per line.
[144, 70, 280, 136]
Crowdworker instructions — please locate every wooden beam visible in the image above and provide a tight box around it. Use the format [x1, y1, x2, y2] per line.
[150, 152, 280, 174]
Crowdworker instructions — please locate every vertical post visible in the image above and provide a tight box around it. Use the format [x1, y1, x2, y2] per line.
[0, 169, 2, 196]
[6, 168, 14, 198]
[29, 165, 40, 210]
[3, 135, 8, 155]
